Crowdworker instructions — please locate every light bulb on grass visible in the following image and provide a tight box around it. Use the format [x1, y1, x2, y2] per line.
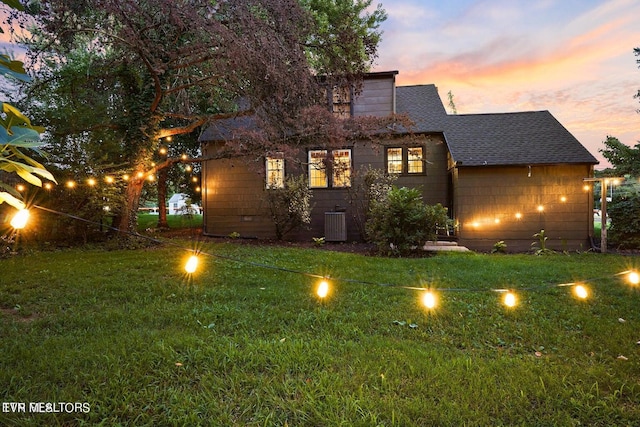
[573, 284, 588, 300]
[10, 209, 30, 229]
[503, 291, 517, 308]
[185, 255, 199, 274]
[422, 291, 437, 310]
[317, 280, 330, 299]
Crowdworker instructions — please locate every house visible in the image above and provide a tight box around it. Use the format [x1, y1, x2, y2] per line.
[168, 193, 201, 215]
[199, 71, 598, 252]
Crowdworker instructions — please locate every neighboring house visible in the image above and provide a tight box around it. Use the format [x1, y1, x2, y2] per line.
[168, 193, 201, 215]
[199, 71, 598, 252]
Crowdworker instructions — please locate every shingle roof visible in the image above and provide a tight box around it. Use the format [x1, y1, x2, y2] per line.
[396, 84, 448, 132]
[396, 85, 598, 167]
[198, 114, 257, 142]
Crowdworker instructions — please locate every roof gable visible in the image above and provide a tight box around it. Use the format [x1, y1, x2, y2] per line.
[444, 111, 598, 166]
[395, 85, 598, 166]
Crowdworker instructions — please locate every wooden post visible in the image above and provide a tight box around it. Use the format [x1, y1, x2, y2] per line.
[584, 177, 623, 254]
[601, 179, 607, 254]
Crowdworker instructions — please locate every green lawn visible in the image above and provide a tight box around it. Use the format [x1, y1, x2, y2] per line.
[137, 213, 203, 231]
[1, 242, 639, 426]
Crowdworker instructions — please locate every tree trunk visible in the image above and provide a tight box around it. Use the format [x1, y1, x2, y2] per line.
[156, 167, 169, 229]
[112, 177, 145, 235]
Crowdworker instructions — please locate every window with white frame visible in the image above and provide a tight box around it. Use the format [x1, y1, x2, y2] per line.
[308, 149, 352, 188]
[265, 155, 285, 188]
[386, 146, 425, 174]
[308, 150, 328, 188]
[332, 149, 351, 187]
[386, 147, 403, 174]
[407, 147, 424, 173]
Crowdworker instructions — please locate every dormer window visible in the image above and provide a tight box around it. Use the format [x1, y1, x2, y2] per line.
[331, 86, 351, 119]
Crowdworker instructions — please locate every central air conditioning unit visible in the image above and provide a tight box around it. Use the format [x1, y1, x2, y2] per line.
[324, 212, 347, 242]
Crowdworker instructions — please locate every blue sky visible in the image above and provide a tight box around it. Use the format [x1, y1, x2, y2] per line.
[372, 0, 640, 168]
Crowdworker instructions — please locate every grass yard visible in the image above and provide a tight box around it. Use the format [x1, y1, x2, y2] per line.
[137, 213, 203, 231]
[1, 241, 640, 426]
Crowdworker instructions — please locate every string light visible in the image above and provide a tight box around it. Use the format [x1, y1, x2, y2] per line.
[15, 204, 640, 316]
[537, 205, 544, 213]
[16, 184, 25, 192]
[105, 176, 114, 184]
[316, 280, 330, 299]
[185, 255, 199, 274]
[66, 180, 76, 189]
[503, 291, 517, 308]
[87, 178, 96, 186]
[515, 212, 522, 220]
[573, 284, 589, 299]
[159, 147, 167, 155]
[44, 183, 53, 190]
[422, 291, 437, 309]
[10, 209, 30, 229]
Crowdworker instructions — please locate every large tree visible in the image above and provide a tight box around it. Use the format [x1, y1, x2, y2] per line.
[11, 0, 389, 234]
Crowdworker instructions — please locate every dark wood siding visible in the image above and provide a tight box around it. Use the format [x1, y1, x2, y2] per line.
[201, 143, 275, 238]
[352, 77, 395, 117]
[454, 164, 594, 252]
[202, 135, 452, 242]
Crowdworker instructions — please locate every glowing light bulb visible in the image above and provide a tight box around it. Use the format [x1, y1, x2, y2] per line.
[87, 178, 96, 186]
[503, 292, 517, 308]
[16, 184, 25, 192]
[515, 212, 522, 220]
[185, 255, 198, 274]
[317, 280, 330, 298]
[185, 165, 192, 172]
[422, 291, 437, 309]
[181, 154, 188, 160]
[44, 183, 53, 190]
[137, 171, 144, 179]
[66, 180, 76, 189]
[10, 209, 30, 229]
[195, 186, 201, 192]
[537, 205, 544, 213]
[105, 176, 114, 184]
[192, 177, 198, 183]
[573, 284, 588, 299]
[147, 175, 155, 182]
[159, 147, 167, 155]
[560, 196, 567, 203]
[628, 271, 639, 286]
[494, 218, 500, 224]
[123, 174, 130, 181]
[583, 185, 590, 191]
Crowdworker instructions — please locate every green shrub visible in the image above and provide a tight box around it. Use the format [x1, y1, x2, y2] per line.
[264, 175, 312, 240]
[365, 186, 448, 256]
[609, 185, 640, 248]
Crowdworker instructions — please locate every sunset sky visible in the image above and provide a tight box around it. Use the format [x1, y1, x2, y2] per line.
[372, 0, 640, 168]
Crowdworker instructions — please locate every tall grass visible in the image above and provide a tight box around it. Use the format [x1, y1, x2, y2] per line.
[1, 242, 639, 426]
